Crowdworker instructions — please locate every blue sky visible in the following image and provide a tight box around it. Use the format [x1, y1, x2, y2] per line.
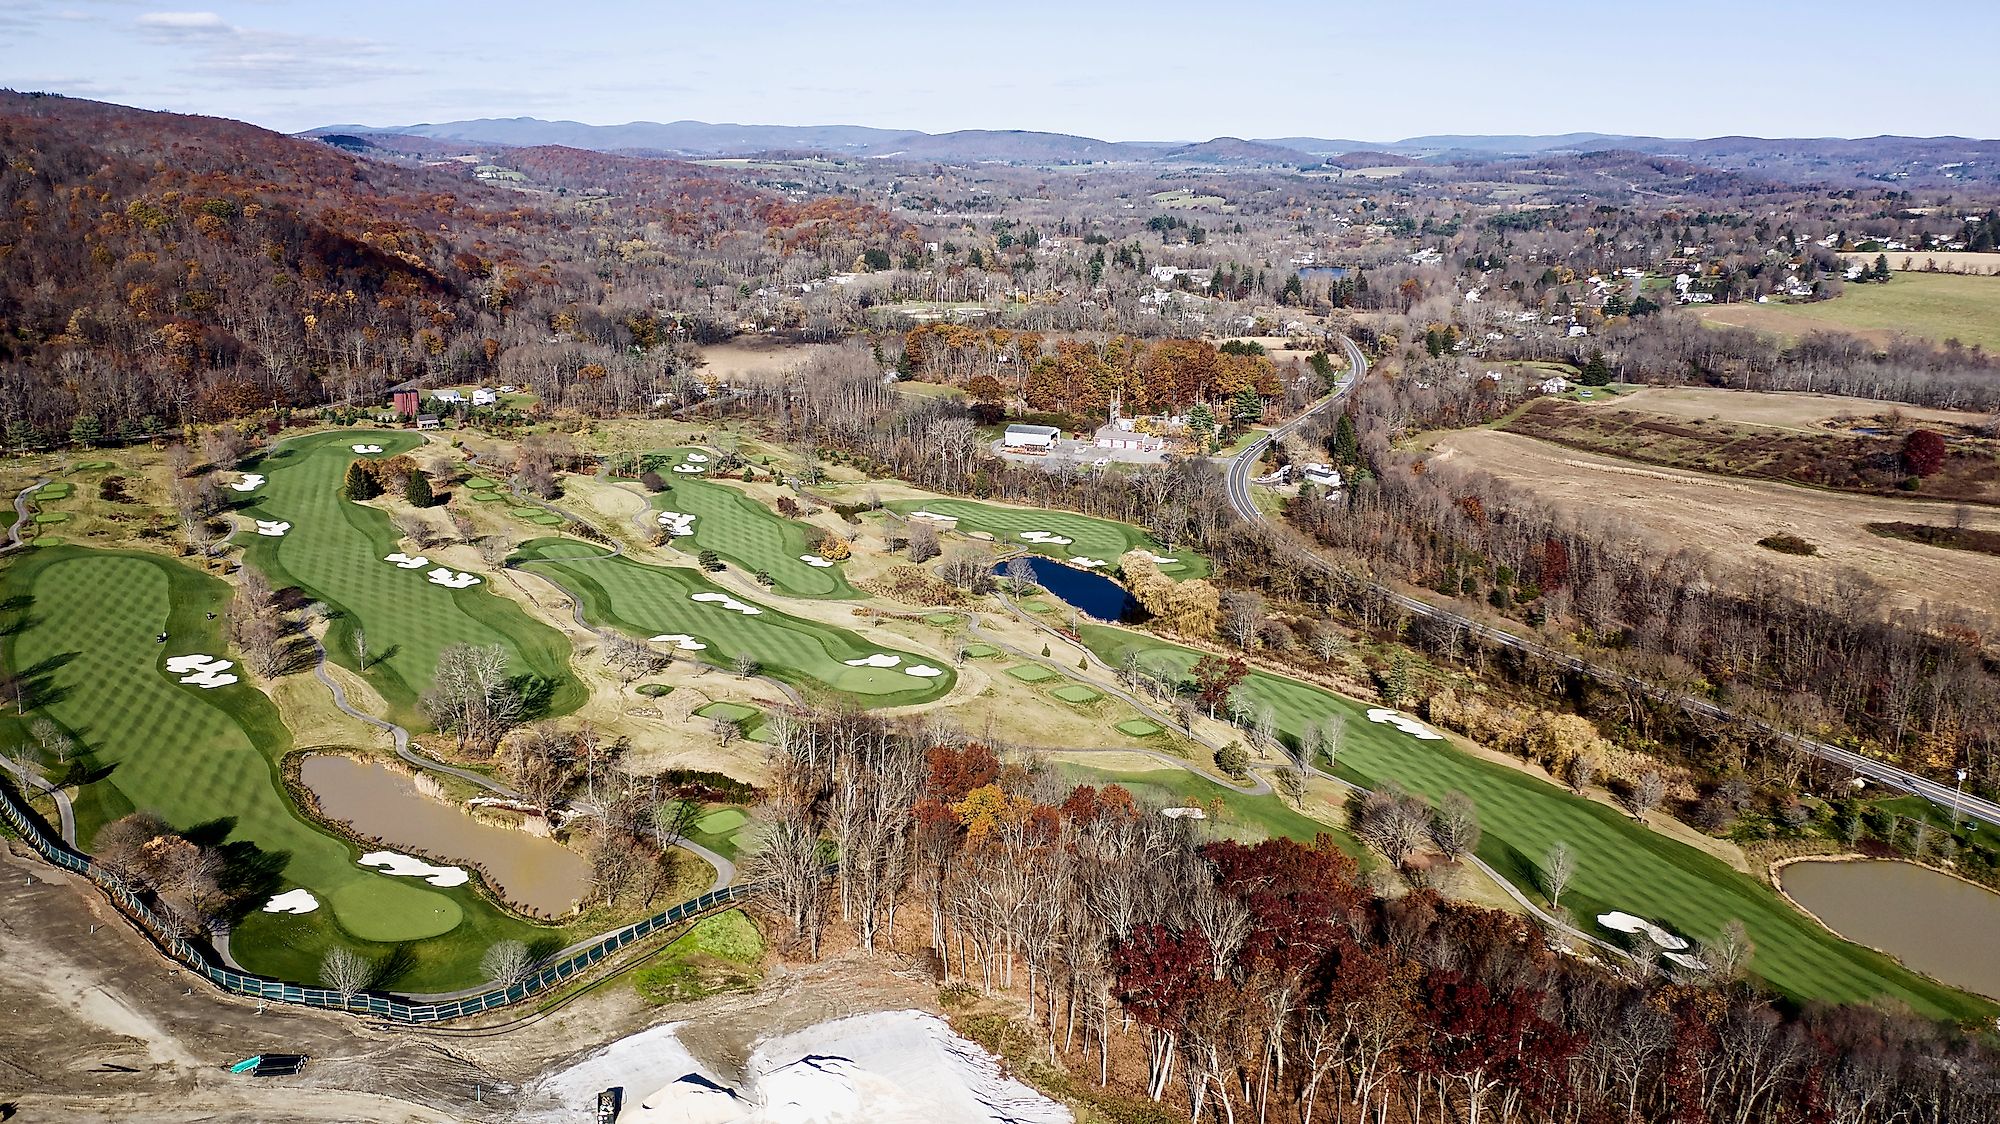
[2, 0, 1995, 140]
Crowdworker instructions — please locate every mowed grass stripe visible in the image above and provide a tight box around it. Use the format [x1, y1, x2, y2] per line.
[885, 497, 1207, 576]
[237, 431, 581, 723]
[1077, 624, 1994, 1021]
[652, 462, 857, 599]
[513, 539, 951, 707]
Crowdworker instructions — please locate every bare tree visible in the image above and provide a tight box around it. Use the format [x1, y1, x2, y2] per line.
[1542, 841, 1577, 908]
[481, 939, 538, 987]
[29, 717, 74, 771]
[1430, 790, 1481, 860]
[320, 947, 376, 1001]
[733, 653, 759, 678]
[712, 715, 741, 747]
[1565, 753, 1597, 795]
[652, 798, 702, 852]
[907, 520, 941, 563]
[421, 643, 523, 757]
[1005, 555, 1036, 596]
[351, 626, 368, 672]
[1220, 590, 1265, 650]
[1628, 769, 1667, 823]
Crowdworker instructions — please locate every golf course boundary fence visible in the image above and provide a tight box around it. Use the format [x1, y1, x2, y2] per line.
[0, 779, 760, 1022]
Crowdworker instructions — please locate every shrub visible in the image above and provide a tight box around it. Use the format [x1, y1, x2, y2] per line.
[1902, 429, 1947, 477]
[1756, 533, 1817, 556]
[640, 470, 667, 493]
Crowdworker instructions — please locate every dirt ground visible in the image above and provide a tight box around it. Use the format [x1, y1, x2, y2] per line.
[1429, 428, 2000, 621]
[692, 340, 840, 383]
[0, 841, 937, 1123]
[1598, 386, 1997, 433]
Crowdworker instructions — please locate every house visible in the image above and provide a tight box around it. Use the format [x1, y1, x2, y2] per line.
[471, 387, 499, 407]
[1002, 424, 1061, 453]
[1540, 376, 1571, 395]
[391, 390, 420, 418]
[433, 389, 465, 405]
[415, 414, 443, 430]
[1299, 463, 1342, 489]
[1094, 419, 1165, 453]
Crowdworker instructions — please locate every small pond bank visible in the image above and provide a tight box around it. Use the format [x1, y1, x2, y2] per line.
[1001, 555, 1139, 622]
[1779, 857, 2000, 1000]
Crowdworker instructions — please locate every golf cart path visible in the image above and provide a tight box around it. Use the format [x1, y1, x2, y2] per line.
[2, 478, 50, 554]
[3, 479, 81, 846]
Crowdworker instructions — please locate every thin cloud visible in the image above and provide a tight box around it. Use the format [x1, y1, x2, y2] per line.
[132, 9, 409, 89]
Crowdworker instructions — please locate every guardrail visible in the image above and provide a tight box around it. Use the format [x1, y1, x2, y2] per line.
[0, 778, 759, 1022]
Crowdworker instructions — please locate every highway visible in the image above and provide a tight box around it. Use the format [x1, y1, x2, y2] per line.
[1222, 336, 2000, 832]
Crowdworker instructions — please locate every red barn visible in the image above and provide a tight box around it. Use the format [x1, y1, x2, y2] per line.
[392, 390, 420, 418]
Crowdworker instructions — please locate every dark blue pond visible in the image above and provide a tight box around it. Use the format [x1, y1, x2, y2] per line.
[999, 555, 1140, 622]
[1298, 266, 1350, 280]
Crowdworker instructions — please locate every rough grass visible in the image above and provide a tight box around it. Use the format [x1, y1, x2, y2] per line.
[1076, 624, 1997, 1021]
[236, 430, 583, 725]
[512, 539, 953, 706]
[1696, 273, 2000, 351]
[884, 498, 1208, 576]
[632, 908, 764, 1005]
[650, 454, 859, 599]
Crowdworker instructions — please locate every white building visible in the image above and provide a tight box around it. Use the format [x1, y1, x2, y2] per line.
[471, 387, 498, 407]
[432, 389, 464, 404]
[1003, 424, 1061, 453]
[1300, 463, 1342, 489]
[1541, 376, 1572, 395]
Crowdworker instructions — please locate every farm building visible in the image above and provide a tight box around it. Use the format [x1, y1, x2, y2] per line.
[1094, 418, 1165, 453]
[391, 390, 420, 418]
[433, 389, 465, 404]
[415, 414, 442, 430]
[1003, 424, 1061, 453]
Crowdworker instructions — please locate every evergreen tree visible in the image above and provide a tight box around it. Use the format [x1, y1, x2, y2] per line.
[1873, 253, 1892, 282]
[68, 413, 102, 448]
[1581, 349, 1612, 387]
[1231, 386, 1264, 427]
[1189, 402, 1216, 441]
[1331, 412, 1361, 466]
[343, 460, 379, 501]
[404, 469, 434, 508]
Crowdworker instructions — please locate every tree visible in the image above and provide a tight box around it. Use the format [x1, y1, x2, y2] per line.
[421, 643, 523, 756]
[1541, 842, 1576, 908]
[68, 413, 103, 448]
[29, 717, 75, 772]
[404, 469, 434, 508]
[1629, 769, 1667, 823]
[1005, 556, 1036, 596]
[351, 626, 368, 672]
[698, 549, 724, 572]
[1430, 790, 1481, 860]
[343, 459, 380, 501]
[1215, 741, 1251, 780]
[1580, 349, 1612, 387]
[482, 939, 537, 987]
[1330, 412, 1361, 467]
[907, 520, 941, 563]
[320, 947, 375, 1000]
[1230, 385, 1264, 428]
[1901, 429, 1946, 477]
[734, 653, 760, 678]
[1192, 654, 1248, 718]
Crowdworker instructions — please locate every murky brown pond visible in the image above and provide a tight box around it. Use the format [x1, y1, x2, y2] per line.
[301, 754, 591, 916]
[1781, 859, 2000, 999]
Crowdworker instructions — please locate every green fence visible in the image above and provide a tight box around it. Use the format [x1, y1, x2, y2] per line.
[0, 777, 760, 1022]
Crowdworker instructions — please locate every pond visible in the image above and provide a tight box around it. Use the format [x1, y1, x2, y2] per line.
[300, 754, 592, 917]
[1780, 858, 2000, 999]
[1001, 554, 1139, 622]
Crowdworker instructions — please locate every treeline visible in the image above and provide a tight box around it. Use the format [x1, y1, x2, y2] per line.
[749, 711, 2000, 1124]
[901, 325, 1287, 419]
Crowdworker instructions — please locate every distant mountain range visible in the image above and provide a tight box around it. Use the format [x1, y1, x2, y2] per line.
[304, 117, 2000, 178]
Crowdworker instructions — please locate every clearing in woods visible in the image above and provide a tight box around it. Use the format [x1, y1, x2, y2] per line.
[1074, 624, 1995, 1021]
[1694, 272, 2000, 351]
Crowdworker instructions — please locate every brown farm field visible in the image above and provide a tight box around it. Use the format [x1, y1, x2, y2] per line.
[1593, 386, 1997, 432]
[1692, 272, 2000, 352]
[1426, 429, 2000, 620]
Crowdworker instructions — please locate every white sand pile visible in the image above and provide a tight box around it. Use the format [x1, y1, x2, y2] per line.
[1162, 807, 1208, 820]
[649, 634, 709, 651]
[799, 555, 833, 567]
[350, 444, 384, 454]
[1017, 531, 1072, 545]
[427, 567, 481, 588]
[261, 889, 319, 914]
[165, 654, 238, 689]
[1365, 708, 1444, 741]
[691, 592, 762, 615]
[904, 665, 943, 678]
[673, 464, 706, 474]
[845, 654, 902, 668]
[359, 850, 469, 887]
[1066, 556, 1105, 568]
[255, 519, 291, 537]
[1596, 911, 1689, 950]
[1664, 951, 1708, 971]
[658, 511, 697, 537]
[230, 473, 265, 492]
[908, 510, 956, 523]
[685, 453, 710, 463]
[385, 552, 429, 569]
[1147, 554, 1178, 564]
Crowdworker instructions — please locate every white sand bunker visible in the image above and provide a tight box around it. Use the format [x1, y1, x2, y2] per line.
[359, 850, 468, 887]
[229, 473, 265, 492]
[1163, 807, 1208, 820]
[165, 654, 238, 689]
[1018, 530, 1073, 545]
[657, 511, 697, 537]
[904, 664, 944, 678]
[1597, 911, 1690, 950]
[1148, 554, 1178, 564]
[262, 888, 320, 914]
[649, 633, 709, 651]
[427, 567, 481, 588]
[799, 554, 833, 567]
[908, 509, 955, 522]
[350, 444, 384, 454]
[385, 552, 429, 569]
[691, 592, 762, 615]
[673, 464, 706, 474]
[684, 452, 710, 463]
[846, 653, 902, 668]
[1067, 556, 1106, 568]
[254, 519, 291, 537]
[1664, 951, 1709, 971]
[1366, 708, 1444, 740]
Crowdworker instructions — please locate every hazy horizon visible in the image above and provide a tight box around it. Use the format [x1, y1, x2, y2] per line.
[3, 0, 1996, 141]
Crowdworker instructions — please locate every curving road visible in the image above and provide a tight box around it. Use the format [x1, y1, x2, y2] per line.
[1222, 334, 1366, 520]
[1223, 339, 2000, 830]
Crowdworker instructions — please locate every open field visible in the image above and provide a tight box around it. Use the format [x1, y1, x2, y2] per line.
[883, 497, 1208, 575]
[1428, 428, 2000, 619]
[0, 545, 554, 989]
[237, 430, 583, 723]
[694, 338, 839, 382]
[1075, 624, 1994, 1020]
[648, 451, 859, 598]
[512, 538, 954, 707]
[1592, 386, 1997, 433]
[1841, 250, 2000, 275]
[1694, 272, 2000, 351]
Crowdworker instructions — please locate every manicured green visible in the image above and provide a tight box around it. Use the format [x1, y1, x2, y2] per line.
[884, 497, 1208, 576]
[1006, 663, 1059, 683]
[513, 538, 953, 706]
[695, 701, 759, 724]
[632, 908, 763, 1004]
[0, 546, 555, 989]
[651, 454, 858, 599]
[34, 482, 72, 501]
[1116, 718, 1163, 738]
[32, 512, 69, 524]
[695, 807, 748, 834]
[1052, 684, 1102, 703]
[924, 612, 960, 626]
[1055, 759, 1362, 859]
[961, 643, 999, 659]
[470, 490, 506, 502]
[1077, 624, 1996, 1021]
[636, 682, 674, 698]
[462, 477, 498, 490]
[235, 431, 582, 725]
[69, 460, 115, 472]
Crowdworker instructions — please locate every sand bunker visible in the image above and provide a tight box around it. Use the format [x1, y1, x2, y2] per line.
[691, 592, 762, 615]
[165, 654, 238, 689]
[426, 567, 481, 588]
[359, 850, 468, 887]
[1663, 951, 1709, 971]
[1018, 531, 1073, 545]
[846, 653, 902, 668]
[254, 519, 291, 537]
[1366, 708, 1445, 740]
[658, 511, 697, 537]
[908, 510, 955, 522]
[799, 554, 833, 567]
[385, 552, 429, 569]
[1067, 556, 1106, 568]
[229, 473, 265, 492]
[261, 889, 320, 914]
[905, 664, 944, 678]
[685, 452, 710, 463]
[1596, 911, 1690, 950]
[673, 464, 706, 474]
[1148, 554, 1178, 564]
[350, 444, 384, 454]
[1162, 807, 1209, 820]
[649, 633, 710, 651]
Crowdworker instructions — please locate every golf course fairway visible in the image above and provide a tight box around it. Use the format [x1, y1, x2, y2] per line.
[648, 451, 859, 599]
[886, 497, 1207, 576]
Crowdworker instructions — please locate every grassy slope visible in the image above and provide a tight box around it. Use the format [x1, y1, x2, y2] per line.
[236, 430, 582, 724]
[649, 463, 860, 599]
[1077, 624, 1996, 1021]
[1055, 759, 1364, 859]
[512, 539, 954, 707]
[0, 545, 560, 989]
[1697, 273, 2000, 352]
[884, 497, 1209, 577]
